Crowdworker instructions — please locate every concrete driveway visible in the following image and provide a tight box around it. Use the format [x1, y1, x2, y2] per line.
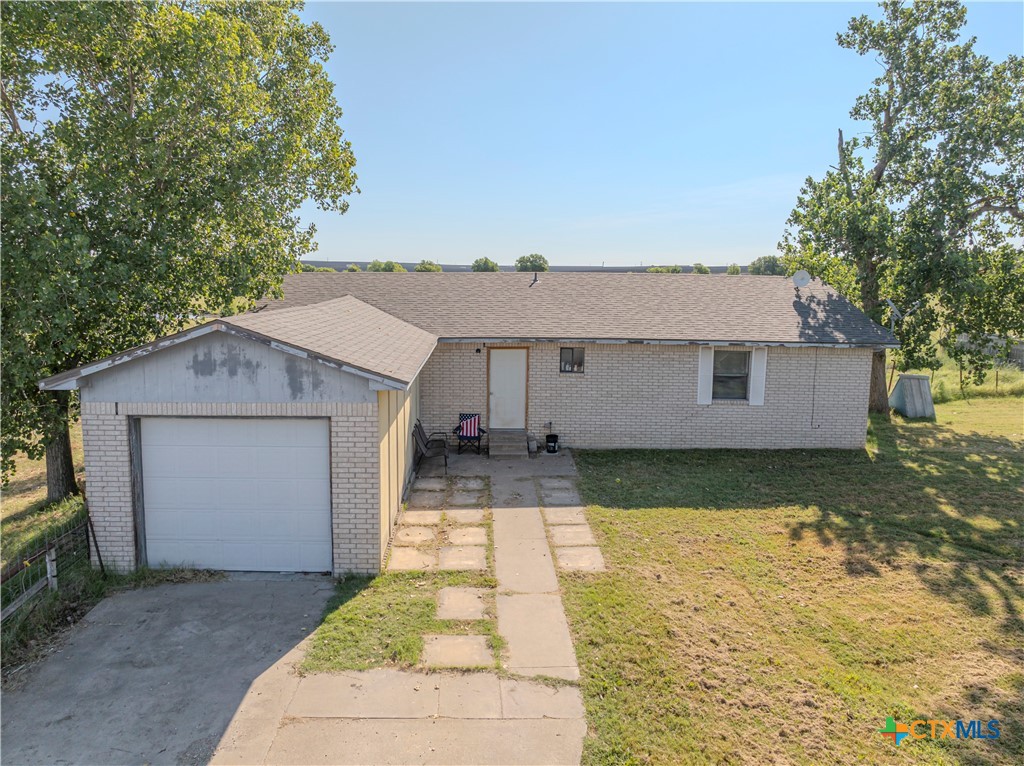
[1, 575, 334, 766]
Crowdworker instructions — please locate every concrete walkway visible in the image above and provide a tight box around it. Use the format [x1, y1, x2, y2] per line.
[214, 451, 603, 766]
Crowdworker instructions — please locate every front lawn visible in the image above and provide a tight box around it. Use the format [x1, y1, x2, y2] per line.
[566, 397, 1023, 765]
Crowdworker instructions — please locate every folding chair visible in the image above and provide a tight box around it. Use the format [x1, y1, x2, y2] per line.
[413, 421, 448, 473]
[452, 413, 486, 454]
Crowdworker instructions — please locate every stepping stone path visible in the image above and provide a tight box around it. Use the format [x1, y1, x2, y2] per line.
[393, 526, 435, 545]
[422, 635, 493, 668]
[447, 526, 487, 546]
[438, 545, 487, 571]
[388, 465, 605, 678]
[437, 587, 487, 620]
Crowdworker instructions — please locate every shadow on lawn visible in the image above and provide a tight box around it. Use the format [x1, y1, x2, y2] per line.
[575, 416, 1023, 636]
[576, 416, 1023, 765]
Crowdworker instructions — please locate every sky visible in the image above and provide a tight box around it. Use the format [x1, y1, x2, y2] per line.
[298, 1, 1024, 267]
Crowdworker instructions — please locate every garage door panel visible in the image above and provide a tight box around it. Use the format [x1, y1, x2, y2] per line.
[142, 418, 331, 573]
[215, 448, 260, 477]
[175, 446, 220, 477]
[214, 478, 259, 509]
[286, 475, 331, 501]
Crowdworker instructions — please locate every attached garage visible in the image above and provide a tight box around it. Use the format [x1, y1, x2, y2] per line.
[40, 296, 438, 576]
[140, 417, 331, 572]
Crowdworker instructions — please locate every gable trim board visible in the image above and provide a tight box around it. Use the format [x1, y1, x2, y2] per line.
[40, 322, 415, 392]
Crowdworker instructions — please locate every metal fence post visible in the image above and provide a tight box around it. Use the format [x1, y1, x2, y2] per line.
[45, 546, 58, 592]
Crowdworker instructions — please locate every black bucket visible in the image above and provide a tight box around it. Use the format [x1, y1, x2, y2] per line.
[546, 434, 559, 454]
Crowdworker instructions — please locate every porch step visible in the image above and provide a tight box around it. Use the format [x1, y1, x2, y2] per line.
[488, 430, 529, 458]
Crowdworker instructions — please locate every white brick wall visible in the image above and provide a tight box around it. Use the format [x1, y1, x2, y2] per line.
[420, 342, 872, 449]
[80, 401, 381, 575]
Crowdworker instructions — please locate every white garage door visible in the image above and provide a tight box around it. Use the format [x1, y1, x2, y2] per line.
[142, 418, 332, 572]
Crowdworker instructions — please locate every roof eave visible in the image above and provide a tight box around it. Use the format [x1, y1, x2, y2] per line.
[436, 337, 899, 349]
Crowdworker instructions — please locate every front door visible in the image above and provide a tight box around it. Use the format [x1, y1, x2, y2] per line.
[488, 349, 527, 429]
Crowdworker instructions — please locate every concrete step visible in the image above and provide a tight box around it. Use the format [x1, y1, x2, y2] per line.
[490, 445, 528, 458]
[490, 429, 527, 444]
[489, 430, 528, 457]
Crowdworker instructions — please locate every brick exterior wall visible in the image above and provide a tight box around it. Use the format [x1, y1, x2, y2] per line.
[80, 401, 381, 575]
[419, 342, 873, 449]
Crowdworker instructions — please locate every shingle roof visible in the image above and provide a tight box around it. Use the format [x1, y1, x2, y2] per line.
[227, 295, 437, 384]
[259, 272, 896, 347]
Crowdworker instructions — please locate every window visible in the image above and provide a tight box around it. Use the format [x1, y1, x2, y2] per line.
[560, 347, 585, 374]
[712, 350, 750, 400]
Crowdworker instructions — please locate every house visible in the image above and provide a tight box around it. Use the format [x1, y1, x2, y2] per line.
[39, 272, 896, 576]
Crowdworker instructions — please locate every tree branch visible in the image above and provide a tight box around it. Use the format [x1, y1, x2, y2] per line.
[0, 79, 23, 134]
[970, 201, 1024, 222]
[838, 129, 853, 198]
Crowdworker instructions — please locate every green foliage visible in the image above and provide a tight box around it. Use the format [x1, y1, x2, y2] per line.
[726, 263, 741, 275]
[471, 257, 500, 272]
[747, 255, 787, 276]
[0, 0, 358, 483]
[515, 253, 549, 272]
[413, 260, 442, 272]
[344, 263, 362, 272]
[691, 263, 710, 274]
[366, 260, 407, 272]
[646, 265, 682, 273]
[780, 0, 1024, 387]
[300, 263, 335, 272]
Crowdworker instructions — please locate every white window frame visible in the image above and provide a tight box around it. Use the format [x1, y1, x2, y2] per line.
[697, 346, 767, 406]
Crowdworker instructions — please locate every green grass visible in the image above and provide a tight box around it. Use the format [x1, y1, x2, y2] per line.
[565, 397, 1023, 766]
[1, 421, 85, 569]
[302, 570, 502, 672]
[902, 350, 1024, 405]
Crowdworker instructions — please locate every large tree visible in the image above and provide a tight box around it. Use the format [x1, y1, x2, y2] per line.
[1, 1, 358, 499]
[515, 253, 549, 272]
[471, 257, 499, 272]
[781, 0, 1023, 412]
[413, 260, 442, 272]
[748, 255, 786, 276]
[367, 259, 407, 272]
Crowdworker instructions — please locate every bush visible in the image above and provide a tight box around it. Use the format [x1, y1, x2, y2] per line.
[367, 260, 407, 272]
[647, 265, 682, 273]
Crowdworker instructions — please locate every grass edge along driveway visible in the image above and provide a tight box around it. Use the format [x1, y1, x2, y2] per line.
[563, 397, 1023, 766]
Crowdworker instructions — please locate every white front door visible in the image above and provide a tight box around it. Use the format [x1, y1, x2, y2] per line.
[141, 417, 332, 572]
[488, 349, 527, 429]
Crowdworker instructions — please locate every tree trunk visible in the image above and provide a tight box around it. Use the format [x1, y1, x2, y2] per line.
[869, 350, 890, 415]
[45, 400, 79, 503]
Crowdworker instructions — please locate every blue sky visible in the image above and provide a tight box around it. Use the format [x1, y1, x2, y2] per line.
[298, 2, 1024, 267]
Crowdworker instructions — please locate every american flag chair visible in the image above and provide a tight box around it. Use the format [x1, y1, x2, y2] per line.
[452, 413, 486, 454]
